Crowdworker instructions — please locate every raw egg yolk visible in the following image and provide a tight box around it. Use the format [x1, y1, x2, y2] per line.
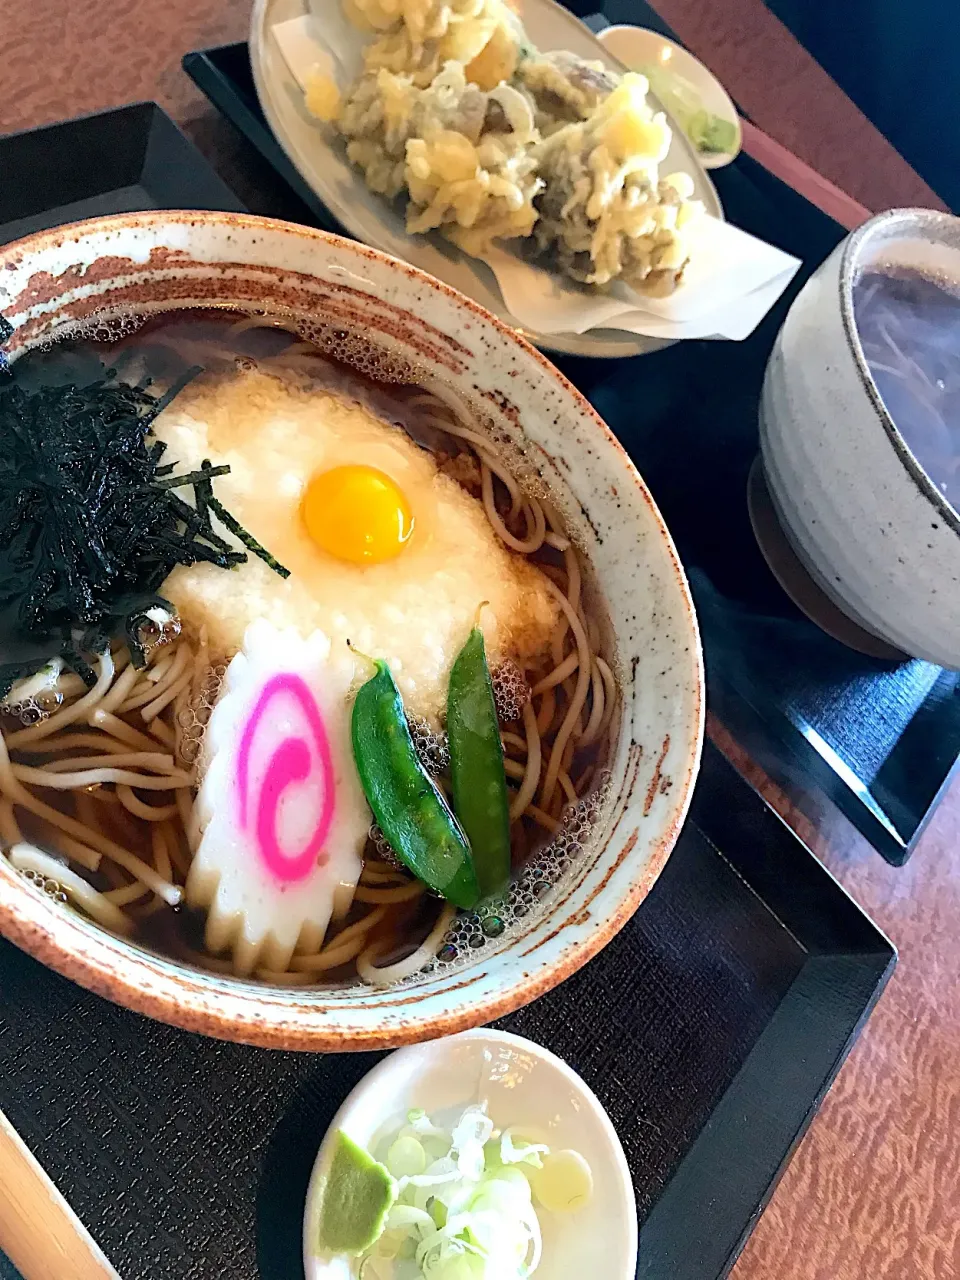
[301, 465, 414, 565]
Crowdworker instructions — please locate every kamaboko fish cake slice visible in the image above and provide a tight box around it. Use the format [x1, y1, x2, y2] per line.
[187, 619, 371, 976]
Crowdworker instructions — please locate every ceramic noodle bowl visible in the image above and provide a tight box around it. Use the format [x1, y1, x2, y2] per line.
[0, 212, 702, 1050]
[760, 208, 960, 667]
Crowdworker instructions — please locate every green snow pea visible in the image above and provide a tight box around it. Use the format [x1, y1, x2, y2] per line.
[447, 626, 511, 901]
[351, 659, 479, 910]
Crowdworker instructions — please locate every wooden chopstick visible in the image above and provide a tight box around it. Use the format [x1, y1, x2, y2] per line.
[0, 1110, 122, 1280]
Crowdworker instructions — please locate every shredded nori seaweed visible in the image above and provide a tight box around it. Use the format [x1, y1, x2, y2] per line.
[207, 492, 291, 579]
[0, 348, 289, 686]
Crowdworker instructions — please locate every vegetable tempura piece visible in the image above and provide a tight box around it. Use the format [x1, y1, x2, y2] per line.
[336, 61, 543, 252]
[346, 0, 523, 87]
[532, 73, 703, 293]
[463, 7, 527, 90]
[518, 49, 620, 133]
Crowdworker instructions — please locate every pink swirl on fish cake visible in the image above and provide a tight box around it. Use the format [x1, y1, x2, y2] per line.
[236, 673, 336, 882]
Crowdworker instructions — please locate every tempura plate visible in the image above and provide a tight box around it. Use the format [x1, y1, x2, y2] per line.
[248, 0, 722, 358]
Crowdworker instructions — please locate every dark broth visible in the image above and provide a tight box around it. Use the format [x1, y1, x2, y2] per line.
[853, 264, 960, 513]
[1, 308, 615, 983]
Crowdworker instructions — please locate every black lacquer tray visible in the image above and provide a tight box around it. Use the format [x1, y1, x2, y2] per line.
[180, 28, 960, 866]
[0, 101, 243, 241]
[0, 738, 894, 1280]
[0, 92, 892, 1280]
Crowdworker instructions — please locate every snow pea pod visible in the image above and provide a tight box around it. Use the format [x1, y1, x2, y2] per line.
[447, 627, 511, 900]
[352, 659, 479, 910]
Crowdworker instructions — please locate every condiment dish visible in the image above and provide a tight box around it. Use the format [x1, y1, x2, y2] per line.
[303, 1028, 637, 1280]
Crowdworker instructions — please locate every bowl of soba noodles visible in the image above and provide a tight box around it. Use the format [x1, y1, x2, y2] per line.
[760, 207, 960, 667]
[0, 211, 702, 1049]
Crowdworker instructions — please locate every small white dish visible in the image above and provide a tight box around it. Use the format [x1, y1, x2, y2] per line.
[597, 26, 742, 169]
[303, 1029, 638, 1280]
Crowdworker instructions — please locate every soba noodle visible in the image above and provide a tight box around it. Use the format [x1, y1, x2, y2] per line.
[0, 314, 617, 986]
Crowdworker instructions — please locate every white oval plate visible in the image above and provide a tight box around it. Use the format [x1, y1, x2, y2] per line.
[250, 0, 722, 358]
[303, 1029, 638, 1280]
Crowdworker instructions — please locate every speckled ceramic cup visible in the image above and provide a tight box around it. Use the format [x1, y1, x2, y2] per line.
[760, 208, 960, 666]
[0, 212, 703, 1050]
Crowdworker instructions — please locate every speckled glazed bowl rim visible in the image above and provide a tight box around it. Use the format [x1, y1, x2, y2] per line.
[0, 211, 703, 1051]
[839, 207, 960, 538]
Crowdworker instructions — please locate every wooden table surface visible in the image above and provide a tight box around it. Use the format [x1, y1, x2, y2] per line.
[1, 2, 958, 1278]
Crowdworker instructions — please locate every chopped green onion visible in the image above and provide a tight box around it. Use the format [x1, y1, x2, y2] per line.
[387, 1136, 428, 1178]
[315, 1102, 593, 1279]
